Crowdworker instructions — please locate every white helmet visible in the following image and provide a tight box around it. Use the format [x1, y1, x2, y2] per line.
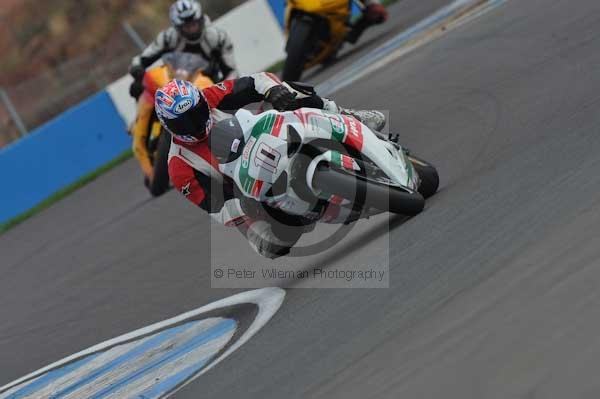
[169, 0, 204, 42]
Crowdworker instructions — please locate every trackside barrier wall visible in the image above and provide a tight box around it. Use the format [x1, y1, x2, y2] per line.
[214, 0, 286, 75]
[266, 0, 287, 27]
[0, 91, 129, 224]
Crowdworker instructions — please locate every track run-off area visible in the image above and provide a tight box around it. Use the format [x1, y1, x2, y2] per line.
[3, 0, 600, 398]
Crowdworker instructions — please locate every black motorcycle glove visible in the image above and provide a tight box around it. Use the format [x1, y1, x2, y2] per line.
[265, 85, 297, 111]
[129, 64, 145, 80]
[129, 80, 145, 99]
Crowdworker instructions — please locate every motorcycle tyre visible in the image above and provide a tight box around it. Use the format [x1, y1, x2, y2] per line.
[283, 17, 314, 82]
[408, 155, 439, 199]
[148, 131, 171, 197]
[312, 165, 425, 216]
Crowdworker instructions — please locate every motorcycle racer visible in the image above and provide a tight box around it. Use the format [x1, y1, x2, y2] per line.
[128, 0, 238, 100]
[155, 74, 386, 258]
[130, 53, 213, 193]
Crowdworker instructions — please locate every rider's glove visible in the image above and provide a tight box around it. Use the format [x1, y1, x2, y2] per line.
[364, 4, 388, 24]
[129, 64, 146, 80]
[265, 85, 297, 111]
[129, 80, 145, 99]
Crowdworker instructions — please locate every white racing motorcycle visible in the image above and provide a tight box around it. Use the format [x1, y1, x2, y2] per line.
[208, 106, 439, 221]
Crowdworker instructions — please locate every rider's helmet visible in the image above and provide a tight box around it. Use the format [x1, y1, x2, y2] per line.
[155, 79, 210, 143]
[169, 0, 205, 43]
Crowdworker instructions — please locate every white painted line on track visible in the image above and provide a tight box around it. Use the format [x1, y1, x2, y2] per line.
[317, 0, 508, 96]
[0, 288, 285, 399]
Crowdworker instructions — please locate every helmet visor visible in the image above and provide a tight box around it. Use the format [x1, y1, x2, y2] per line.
[179, 18, 204, 40]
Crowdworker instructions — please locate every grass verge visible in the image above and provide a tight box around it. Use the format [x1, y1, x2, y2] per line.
[0, 149, 133, 235]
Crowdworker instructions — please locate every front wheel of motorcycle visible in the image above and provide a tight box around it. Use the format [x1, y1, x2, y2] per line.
[282, 17, 313, 81]
[408, 155, 439, 199]
[312, 165, 425, 216]
[148, 131, 171, 197]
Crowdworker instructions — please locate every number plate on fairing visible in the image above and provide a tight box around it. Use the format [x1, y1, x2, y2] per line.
[247, 134, 288, 184]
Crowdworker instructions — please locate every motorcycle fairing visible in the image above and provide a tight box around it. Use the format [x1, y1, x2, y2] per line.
[220, 108, 418, 217]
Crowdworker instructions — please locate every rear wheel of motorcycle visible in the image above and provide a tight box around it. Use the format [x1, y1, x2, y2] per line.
[149, 131, 171, 197]
[408, 155, 439, 199]
[312, 165, 425, 216]
[282, 18, 313, 81]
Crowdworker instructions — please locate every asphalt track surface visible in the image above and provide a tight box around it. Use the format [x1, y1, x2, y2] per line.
[3, 0, 600, 397]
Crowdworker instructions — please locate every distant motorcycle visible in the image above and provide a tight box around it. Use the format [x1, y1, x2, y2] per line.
[208, 106, 439, 221]
[282, 0, 383, 81]
[136, 52, 214, 196]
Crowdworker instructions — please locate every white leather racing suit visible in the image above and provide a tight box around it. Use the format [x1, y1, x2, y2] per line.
[131, 15, 238, 81]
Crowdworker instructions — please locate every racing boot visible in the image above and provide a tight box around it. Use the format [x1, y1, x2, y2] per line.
[320, 98, 387, 133]
[339, 107, 387, 132]
[245, 220, 304, 259]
